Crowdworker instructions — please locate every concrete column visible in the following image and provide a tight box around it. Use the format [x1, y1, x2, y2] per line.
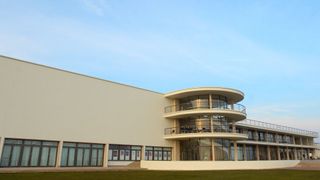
[103, 144, 109, 167]
[55, 140, 63, 167]
[277, 146, 281, 160]
[286, 147, 289, 160]
[174, 141, 180, 161]
[234, 141, 238, 161]
[232, 121, 236, 133]
[209, 94, 212, 109]
[140, 145, 145, 161]
[294, 148, 298, 160]
[256, 144, 260, 160]
[211, 139, 215, 161]
[0, 137, 5, 161]
[292, 136, 295, 144]
[300, 137, 303, 145]
[275, 133, 279, 143]
[306, 138, 309, 146]
[267, 146, 271, 160]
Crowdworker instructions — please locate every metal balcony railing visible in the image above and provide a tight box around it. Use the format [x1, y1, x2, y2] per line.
[236, 119, 319, 138]
[164, 102, 246, 114]
[164, 125, 234, 135]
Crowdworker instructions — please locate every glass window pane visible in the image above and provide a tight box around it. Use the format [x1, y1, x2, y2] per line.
[10, 146, 21, 166]
[61, 148, 68, 166]
[97, 149, 103, 166]
[48, 147, 57, 166]
[131, 151, 136, 161]
[76, 148, 84, 166]
[91, 149, 97, 166]
[21, 146, 31, 166]
[125, 150, 130, 160]
[30, 147, 40, 166]
[136, 151, 141, 160]
[0, 145, 12, 167]
[119, 150, 125, 160]
[83, 149, 90, 166]
[67, 148, 75, 166]
[40, 147, 49, 166]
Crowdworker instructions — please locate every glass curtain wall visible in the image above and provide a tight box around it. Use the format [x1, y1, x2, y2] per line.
[108, 144, 142, 161]
[245, 145, 257, 160]
[180, 138, 212, 161]
[270, 146, 278, 160]
[214, 139, 233, 161]
[259, 145, 268, 160]
[279, 147, 287, 160]
[0, 138, 58, 167]
[237, 144, 245, 161]
[178, 95, 228, 110]
[61, 142, 103, 167]
[179, 116, 211, 133]
[145, 146, 172, 161]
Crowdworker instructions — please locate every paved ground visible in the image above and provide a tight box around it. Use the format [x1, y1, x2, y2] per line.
[287, 160, 320, 170]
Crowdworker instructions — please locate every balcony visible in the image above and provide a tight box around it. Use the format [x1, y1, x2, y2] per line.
[164, 126, 248, 140]
[164, 103, 246, 120]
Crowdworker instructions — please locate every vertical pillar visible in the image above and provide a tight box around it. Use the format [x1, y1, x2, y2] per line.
[234, 141, 238, 161]
[294, 148, 298, 160]
[103, 144, 109, 167]
[306, 138, 309, 146]
[292, 136, 295, 144]
[0, 137, 5, 161]
[300, 137, 303, 145]
[209, 94, 212, 109]
[55, 140, 63, 168]
[173, 141, 180, 161]
[267, 145, 271, 160]
[232, 121, 236, 133]
[277, 146, 281, 160]
[243, 144, 247, 161]
[255, 130, 258, 141]
[211, 139, 215, 161]
[286, 147, 289, 160]
[256, 144, 260, 160]
[141, 145, 145, 161]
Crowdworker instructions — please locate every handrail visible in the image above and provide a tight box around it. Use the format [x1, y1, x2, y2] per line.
[236, 119, 319, 138]
[164, 102, 246, 114]
[164, 125, 233, 135]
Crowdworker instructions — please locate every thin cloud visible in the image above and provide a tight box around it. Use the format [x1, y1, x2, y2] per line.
[81, 0, 108, 16]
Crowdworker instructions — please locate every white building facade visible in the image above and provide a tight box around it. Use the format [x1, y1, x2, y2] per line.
[0, 55, 318, 170]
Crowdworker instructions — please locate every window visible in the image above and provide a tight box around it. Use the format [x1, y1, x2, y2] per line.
[0, 138, 58, 167]
[108, 144, 142, 161]
[246, 145, 257, 160]
[61, 142, 104, 167]
[145, 146, 172, 161]
[214, 139, 232, 161]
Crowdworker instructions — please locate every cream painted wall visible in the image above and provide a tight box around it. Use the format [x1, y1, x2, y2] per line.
[0, 56, 172, 147]
[141, 160, 300, 170]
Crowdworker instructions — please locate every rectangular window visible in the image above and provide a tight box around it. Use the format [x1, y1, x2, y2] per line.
[145, 146, 172, 161]
[60, 142, 104, 167]
[108, 144, 142, 161]
[0, 138, 58, 167]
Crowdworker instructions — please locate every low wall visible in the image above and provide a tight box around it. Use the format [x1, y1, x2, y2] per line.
[141, 160, 300, 170]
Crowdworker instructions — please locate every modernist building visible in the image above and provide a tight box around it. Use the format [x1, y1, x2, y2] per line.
[0, 55, 318, 170]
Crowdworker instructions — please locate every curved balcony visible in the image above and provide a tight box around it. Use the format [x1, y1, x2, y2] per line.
[164, 87, 244, 103]
[163, 126, 248, 140]
[164, 103, 246, 121]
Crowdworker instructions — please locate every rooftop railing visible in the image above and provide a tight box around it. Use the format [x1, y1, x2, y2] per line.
[164, 102, 246, 114]
[236, 119, 319, 138]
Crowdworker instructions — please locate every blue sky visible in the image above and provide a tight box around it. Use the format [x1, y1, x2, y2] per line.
[1, 0, 320, 138]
